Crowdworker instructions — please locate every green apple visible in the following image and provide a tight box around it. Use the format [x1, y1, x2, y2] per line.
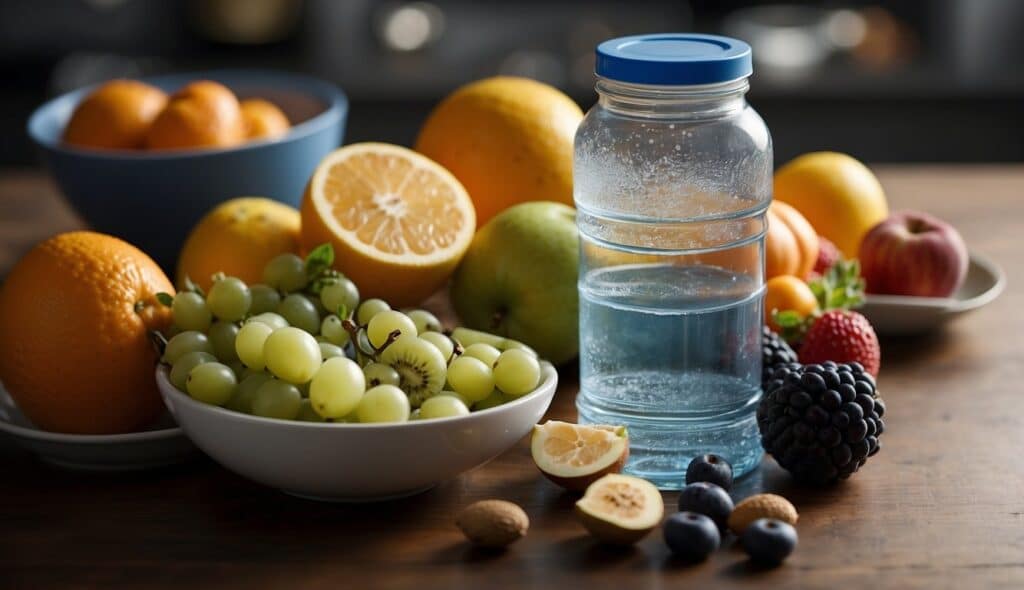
[450, 202, 578, 365]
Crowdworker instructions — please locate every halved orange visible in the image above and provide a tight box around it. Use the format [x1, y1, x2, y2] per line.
[300, 143, 476, 306]
[531, 421, 629, 491]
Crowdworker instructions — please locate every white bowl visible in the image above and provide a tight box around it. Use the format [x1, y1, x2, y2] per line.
[860, 252, 1005, 336]
[156, 363, 557, 501]
[0, 381, 196, 470]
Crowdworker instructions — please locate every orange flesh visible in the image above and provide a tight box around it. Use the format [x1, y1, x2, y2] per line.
[320, 154, 469, 256]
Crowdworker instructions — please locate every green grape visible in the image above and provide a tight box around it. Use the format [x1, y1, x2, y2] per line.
[419, 331, 455, 363]
[296, 399, 326, 422]
[320, 278, 360, 317]
[309, 357, 365, 418]
[473, 389, 510, 411]
[363, 362, 400, 387]
[493, 348, 541, 397]
[310, 296, 328, 320]
[405, 309, 441, 334]
[208, 321, 240, 362]
[262, 253, 307, 293]
[419, 395, 470, 419]
[169, 351, 217, 392]
[277, 293, 320, 334]
[318, 342, 345, 361]
[248, 284, 281, 315]
[446, 356, 495, 403]
[252, 379, 302, 420]
[356, 385, 410, 423]
[320, 315, 351, 346]
[163, 331, 214, 364]
[228, 360, 247, 380]
[264, 327, 322, 384]
[450, 326, 537, 356]
[172, 292, 212, 332]
[461, 343, 501, 366]
[206, 277, 252, 321]
[366, 310, 417, 348]
[356, 298, 390, 325]
[186, 362, 237, 406]
[227, 372, 272, 413]
[235, 321, 273, 370]
[437, 390, 470, 406]
[247, 312, 289, 331]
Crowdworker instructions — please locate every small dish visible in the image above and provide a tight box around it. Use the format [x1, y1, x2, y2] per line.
[157, 363, 558, 501]
[860, 252, 1005, 336]
[0, 382, 196, 470]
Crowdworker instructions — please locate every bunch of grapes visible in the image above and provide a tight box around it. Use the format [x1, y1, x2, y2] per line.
[157, 244, 542, 423]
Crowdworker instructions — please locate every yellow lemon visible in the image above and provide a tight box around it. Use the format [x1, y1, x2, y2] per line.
[415, 76, 582, 227]
[177, 197, 300, 291]
[774, 152, 889, 258]
[300, 142, 475, 307]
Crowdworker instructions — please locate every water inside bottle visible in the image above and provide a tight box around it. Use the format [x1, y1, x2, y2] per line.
[576, 262, 764, 489]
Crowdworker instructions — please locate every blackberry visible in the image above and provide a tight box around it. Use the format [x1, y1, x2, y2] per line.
[762, 326, 798, 392]
[756, 362, 885, 485]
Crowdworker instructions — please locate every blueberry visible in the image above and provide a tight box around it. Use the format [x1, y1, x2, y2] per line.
[741, 518, 798, 566]
[677, 482, 734, 532]
[663, 512, 720, 562]
[685, 453, 734, 490]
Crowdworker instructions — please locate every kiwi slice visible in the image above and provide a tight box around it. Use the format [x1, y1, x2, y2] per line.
[380, 335, 446, 407]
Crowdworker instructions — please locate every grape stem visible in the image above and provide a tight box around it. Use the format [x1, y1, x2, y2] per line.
[149, 330, 168, 361]
[341, 320, 402, 361]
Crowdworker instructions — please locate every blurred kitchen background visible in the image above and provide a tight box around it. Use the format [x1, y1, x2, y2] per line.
[1, 0, 1022, 166]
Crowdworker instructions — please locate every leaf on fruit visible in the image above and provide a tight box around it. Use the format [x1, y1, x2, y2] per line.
[155, 292, 174, 307]
[773, 309, 811, 345]
[304, 243, 335, 282]
[809, 259, 865, 312]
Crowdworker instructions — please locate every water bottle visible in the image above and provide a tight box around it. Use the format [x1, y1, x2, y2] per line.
[575, 34, 772, 488]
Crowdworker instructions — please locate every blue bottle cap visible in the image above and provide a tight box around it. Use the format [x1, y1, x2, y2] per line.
[596, 33, 753, 85]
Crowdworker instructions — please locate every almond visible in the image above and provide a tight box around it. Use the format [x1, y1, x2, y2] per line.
[728, 493, 798, 534]
[456, 500, 529, 548]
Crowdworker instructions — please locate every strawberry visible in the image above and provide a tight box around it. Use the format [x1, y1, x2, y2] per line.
[811, 235, 841, 278]
[798, 310, 881, 376]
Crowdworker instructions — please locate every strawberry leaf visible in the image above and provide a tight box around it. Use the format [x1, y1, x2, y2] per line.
[809, 259, 865, 311]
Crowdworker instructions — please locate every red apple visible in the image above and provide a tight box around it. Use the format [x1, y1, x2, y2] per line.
[858, 210, 968, 297]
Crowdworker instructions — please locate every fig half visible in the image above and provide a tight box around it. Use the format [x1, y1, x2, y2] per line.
[575, 473, 664, 545]
[531, 421, 629, 492]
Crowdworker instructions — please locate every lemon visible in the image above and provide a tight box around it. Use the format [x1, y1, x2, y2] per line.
[177, 197, 300, 291]
[415, 76, 583, 227]
[774, 152, 889, 258]
[299, 143, 476, 307]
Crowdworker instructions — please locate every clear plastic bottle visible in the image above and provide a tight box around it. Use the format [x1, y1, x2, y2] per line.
[575, 34, 772, 488]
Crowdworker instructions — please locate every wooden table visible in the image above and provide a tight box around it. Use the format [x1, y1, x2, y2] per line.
[1, 166, 1021, 589]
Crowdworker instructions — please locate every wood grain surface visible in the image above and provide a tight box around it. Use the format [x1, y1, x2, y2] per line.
[0, 166, 1021, 589]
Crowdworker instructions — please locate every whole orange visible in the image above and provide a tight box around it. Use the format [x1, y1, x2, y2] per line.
[63, 80, 168, 149]
[240, 98, 290, 140]
[764, 275, 819, 330]
[177, 197, 301, 291]
[145, 80, 246, 150]
[0, 232, 174, 434]
[415, 76, 582, 227]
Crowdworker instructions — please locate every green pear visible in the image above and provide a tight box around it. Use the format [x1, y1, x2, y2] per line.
[450, 202, 578, 364]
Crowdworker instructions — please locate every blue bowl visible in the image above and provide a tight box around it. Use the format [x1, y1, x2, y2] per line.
[27, 70, 347, 272]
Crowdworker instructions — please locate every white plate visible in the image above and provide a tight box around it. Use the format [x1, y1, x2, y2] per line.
[860, 252, 1005, 336]
[157, 362, 558, 502]
[0, 382, 196, 471]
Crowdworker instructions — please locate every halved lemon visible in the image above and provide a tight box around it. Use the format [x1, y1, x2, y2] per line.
[300, 142, 476, 306]
[531, 421, 629, 491]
